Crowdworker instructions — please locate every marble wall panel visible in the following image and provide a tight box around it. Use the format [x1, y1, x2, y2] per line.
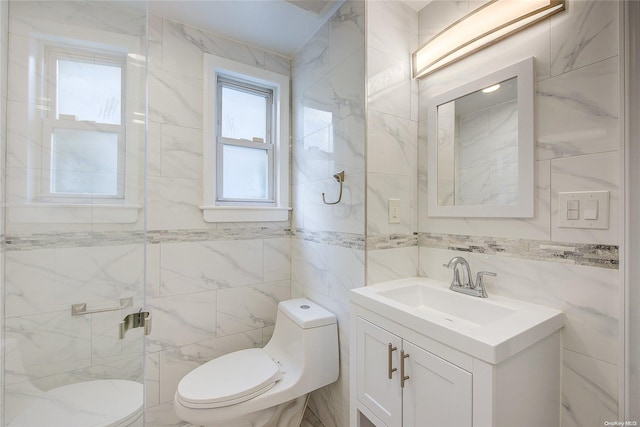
[5, 312, 92, 384]
[216, 281, 290, 337]
[328, 1, 365, 70]
[146, 290, 217, 353]
[264, 238, 291, 283]
[367, 172, 417, 236]
[550, 0, 618, 77]
[551, 151, 619, 245]
[148, 67, 202, 130]
[292, 21, 329, 95]
[537, 57, 619, 161]
[1, 0, 6, 421]
[302, 48, 365, 124]
[159, 240, 264, 296]
[160, 125, 202, 180]
[5, 245, 143, 318]
[162, 19, 265, 79]
[562, 349, 618, 427]
[296, 172, 365, 234]
[367, 246, 419, 285]
[147, 176, 203, 231]
[367, 110, 418, 176]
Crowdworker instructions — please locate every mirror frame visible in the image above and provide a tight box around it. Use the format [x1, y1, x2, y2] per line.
[427, 56, 535, 218]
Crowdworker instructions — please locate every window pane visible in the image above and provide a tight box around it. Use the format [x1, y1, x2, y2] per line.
[221, 85, 268, 142]
[222, 145, 268, 200]
[51, 129, 119, 195]
[57, 59, 122, 125]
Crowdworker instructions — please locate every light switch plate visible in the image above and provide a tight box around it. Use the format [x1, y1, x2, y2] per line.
[558, 191, 609, 229]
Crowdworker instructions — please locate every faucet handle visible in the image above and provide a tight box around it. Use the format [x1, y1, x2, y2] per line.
[475, 271, 496, 298]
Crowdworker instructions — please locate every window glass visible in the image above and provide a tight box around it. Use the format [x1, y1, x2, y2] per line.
[222, 144, 268, 200]
[51, 129, 119, 195]
[57, 59, 122, 125]
[220, 85, 268, 142]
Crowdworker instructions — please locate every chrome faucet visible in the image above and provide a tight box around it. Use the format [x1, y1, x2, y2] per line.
[443, 256, 496, 298]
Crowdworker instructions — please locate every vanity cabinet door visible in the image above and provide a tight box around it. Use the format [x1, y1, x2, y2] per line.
[402, 340, 472, 427]
[357, 317, 403, 427]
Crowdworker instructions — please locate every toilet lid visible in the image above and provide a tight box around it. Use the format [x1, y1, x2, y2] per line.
[177, 348, 282, 409]
[9, 380, 143, 427]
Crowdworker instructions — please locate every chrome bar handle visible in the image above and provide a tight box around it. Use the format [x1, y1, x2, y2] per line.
[388, 343, 397, 379]
[72, 297, 133, 316]
[400, 350, 410, 388]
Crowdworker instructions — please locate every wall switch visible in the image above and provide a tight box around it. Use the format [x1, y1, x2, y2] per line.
[388, 199, 400, 224]
[558, 191, 609, 229]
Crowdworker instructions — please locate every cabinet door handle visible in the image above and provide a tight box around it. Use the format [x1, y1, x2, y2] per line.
[388, 343, 398, 379]
[401, 350, 410, 388]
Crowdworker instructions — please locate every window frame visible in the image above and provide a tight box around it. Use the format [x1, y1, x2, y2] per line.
[202, 53, 290, 223]
[41, 46, 127, 202]
[215, 76, 275, 205]
[8, 21, 145, 225]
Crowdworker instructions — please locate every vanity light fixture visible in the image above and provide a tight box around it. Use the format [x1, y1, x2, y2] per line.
[412, 0, 565, 79]
[482, 84, 501, 93]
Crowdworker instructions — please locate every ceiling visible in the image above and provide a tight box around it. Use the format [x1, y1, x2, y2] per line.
[149, 0, 431, 58]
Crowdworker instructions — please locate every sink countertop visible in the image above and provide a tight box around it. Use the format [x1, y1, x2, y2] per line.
[350, 277, 564, 364]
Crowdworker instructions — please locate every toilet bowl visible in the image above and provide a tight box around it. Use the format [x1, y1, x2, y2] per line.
[174, 298, 339, 427]
[4, 339, 143, 427]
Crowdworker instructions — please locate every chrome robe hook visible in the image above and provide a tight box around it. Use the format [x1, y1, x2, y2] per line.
[322, 171, 345, 205]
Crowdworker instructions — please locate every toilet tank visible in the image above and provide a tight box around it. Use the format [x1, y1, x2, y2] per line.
[263, 298, 339, 392]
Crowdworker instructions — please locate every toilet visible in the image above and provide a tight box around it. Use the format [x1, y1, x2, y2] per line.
[4, 339, 143, 427]
[174, 298, 339, 427]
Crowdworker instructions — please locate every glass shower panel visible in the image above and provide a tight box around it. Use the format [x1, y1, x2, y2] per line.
[2, 1, 148, 426]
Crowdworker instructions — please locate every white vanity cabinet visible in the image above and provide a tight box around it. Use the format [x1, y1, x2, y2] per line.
[356, 318, 472, 427]
[349, 281, 563, 427]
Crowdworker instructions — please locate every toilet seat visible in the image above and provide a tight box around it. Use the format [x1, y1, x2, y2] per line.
[9, 379, 143, 427]
[176, 348, 282, 409]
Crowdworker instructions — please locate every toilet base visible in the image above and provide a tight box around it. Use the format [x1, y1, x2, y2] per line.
[197, 394, 309, 427]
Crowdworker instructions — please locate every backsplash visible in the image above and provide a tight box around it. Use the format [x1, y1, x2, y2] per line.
[419, 232, 618, 269]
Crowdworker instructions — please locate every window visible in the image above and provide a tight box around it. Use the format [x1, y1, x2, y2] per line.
[217, 77, 274, 204]
[10, 26, 145, 225]
[42, 46, 126, 201]
[202, 54, 290, 222]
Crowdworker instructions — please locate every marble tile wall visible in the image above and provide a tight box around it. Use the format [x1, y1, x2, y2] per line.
[1, 1, 7, 424]
[3, 3, 293, 425]
[137, 11, 295, 422]
[291, 2, 365, 427]
[366, 0, 419, 285]
[416, 1, 622, 425]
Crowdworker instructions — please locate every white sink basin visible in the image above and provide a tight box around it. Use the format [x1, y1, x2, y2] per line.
[350, 277, 563, 364]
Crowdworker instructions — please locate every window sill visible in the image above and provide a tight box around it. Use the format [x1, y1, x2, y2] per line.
[200, 206, 291, 223]
[9, 204, 142, 224]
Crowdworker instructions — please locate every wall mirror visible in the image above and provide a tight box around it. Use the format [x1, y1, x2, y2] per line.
[427, 57, 534, 217]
